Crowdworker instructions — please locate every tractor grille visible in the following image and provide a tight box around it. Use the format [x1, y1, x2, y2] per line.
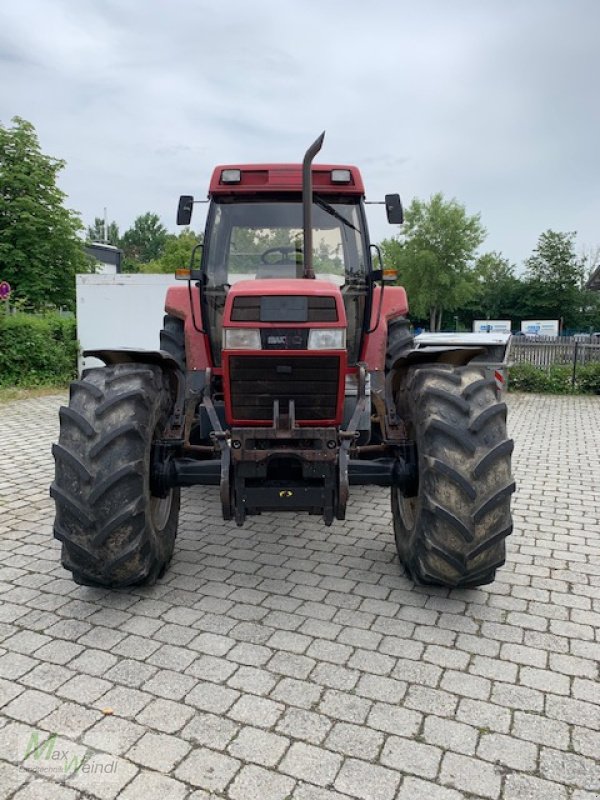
[231, 296, 337, 322]
[229, 355, 340, 421]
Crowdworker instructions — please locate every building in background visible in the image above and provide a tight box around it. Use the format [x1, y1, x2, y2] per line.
[587, 264, 600, 291]
[84, 242, 123, 275]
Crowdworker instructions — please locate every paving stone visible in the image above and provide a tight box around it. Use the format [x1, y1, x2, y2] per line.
[539, 747, 600, 791]
[326, 721, 384, 759]
[404, 685, 458, 718]
[10, 779, 78, 800]
[439, 751, 502, 799]
[320, 689, 372, 725]
[144, 668, 196, 700]
[136, 697, 195, 733]
[0, 760, 28, 799]
[67, 750, 139, 800]
[3, 688, 60, 723]
[277, 707, 333, 744]
[83, 715, 146, 755]
[175, 746, 241, 792]
[56, 673, 112, 703]
[67, 648, 119, 676]
[228, 693, 284, 727]
[422, 715, 479, 756]
[334, 758, 400, 800]
[127, 730, 191, 772]
[104, 659, 158, 688]
[95, 686, 153, 717]
[119, 770, 189, 800]
[503, 773, 568, 800]
[270, 677, 322, 709]
[396, 777, 464, 800]
[478, 731, 538, 771]
[228, 725, 290, 766]
[39, 699, 100, 738]
[380, 735, 442, 779]
[280, 741, 342, 786]
[229, 764, 295, 800]
[512, 710, 570, 749]
[181, 710, 239, 750]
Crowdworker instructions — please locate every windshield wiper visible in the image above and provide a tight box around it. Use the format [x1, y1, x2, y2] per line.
[314, 196, 359, 233]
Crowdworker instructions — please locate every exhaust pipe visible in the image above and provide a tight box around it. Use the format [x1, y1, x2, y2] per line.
[302, 131, 325, 279]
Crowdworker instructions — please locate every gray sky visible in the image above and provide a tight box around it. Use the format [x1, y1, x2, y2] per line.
[1, 0, 598, 267]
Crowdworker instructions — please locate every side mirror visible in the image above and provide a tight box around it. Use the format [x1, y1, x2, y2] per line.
[177, 195, 194, 225]
[385, 194, 403, 225]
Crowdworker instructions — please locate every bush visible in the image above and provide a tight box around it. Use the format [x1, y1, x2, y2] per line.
[575, 363, 600, 394]
[0, 313, 78, 387]
[508, 362, 600, 394]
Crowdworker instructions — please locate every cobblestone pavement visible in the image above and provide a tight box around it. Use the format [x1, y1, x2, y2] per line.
[0, 392, 599, 800]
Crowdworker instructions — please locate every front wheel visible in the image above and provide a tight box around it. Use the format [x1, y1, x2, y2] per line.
[51, 363, 180, 587]
[392, 364, 515, 587]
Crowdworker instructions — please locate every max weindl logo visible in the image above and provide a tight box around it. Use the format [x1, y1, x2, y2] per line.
[22, 730, 118, 780]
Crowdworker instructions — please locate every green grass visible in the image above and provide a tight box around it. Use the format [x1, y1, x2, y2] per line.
[0, 384, 68, 404]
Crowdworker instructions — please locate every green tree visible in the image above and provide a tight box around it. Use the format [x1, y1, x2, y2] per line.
[524, 230, 583, 329]
[381, 193, 485, 330]
[140, 229, 202, 273]
[0, 117, 87, 311]
[468, 252, 522, 320]
[121, 212, 168, 266]
[87, 216, 120, 246]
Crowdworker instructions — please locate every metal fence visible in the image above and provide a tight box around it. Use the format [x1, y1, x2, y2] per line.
[509, 336, 600, 368]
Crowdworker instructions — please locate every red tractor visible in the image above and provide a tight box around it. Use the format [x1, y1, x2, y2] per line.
[51, 134, 514, 589]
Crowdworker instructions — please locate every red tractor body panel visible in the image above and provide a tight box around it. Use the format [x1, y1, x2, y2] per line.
[209, 164, 365, 196]
[361, 285, 409, 370]
[165, 285, 211, 371]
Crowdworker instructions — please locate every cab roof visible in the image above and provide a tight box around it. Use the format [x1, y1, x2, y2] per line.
[208, 163, 365, 197]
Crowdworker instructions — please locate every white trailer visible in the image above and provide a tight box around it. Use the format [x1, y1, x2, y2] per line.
[76, 274, 178, 371]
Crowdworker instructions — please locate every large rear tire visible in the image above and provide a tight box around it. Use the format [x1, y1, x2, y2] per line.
[392, 364, 515, 587]
[51, 363, 180, 587]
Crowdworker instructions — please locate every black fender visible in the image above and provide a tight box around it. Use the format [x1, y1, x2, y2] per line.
[84, 348, 181, 371]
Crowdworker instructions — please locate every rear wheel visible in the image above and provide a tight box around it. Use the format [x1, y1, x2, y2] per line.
[51, 363, 180, 587]
[392, 363, 515, 587]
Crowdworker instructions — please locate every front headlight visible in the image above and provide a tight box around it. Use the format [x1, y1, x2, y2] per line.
[308, 329, 346, 350]
[223, 328, 261, 350]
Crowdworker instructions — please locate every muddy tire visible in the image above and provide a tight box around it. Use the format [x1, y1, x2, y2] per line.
[385, 317, 413, 371]
[392, 364, 515, 587]
[51, 363, 180, 587]
[160, 315, 186, 369]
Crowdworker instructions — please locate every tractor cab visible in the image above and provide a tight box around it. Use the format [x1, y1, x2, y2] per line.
[189, 165, 373, 368]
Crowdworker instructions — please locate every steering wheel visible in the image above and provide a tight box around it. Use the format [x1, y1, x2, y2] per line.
[261, 246, 303, 265]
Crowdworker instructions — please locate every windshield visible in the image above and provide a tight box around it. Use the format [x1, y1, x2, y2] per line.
[202, 196, 370, 366]
[204, 197, 368, 285]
